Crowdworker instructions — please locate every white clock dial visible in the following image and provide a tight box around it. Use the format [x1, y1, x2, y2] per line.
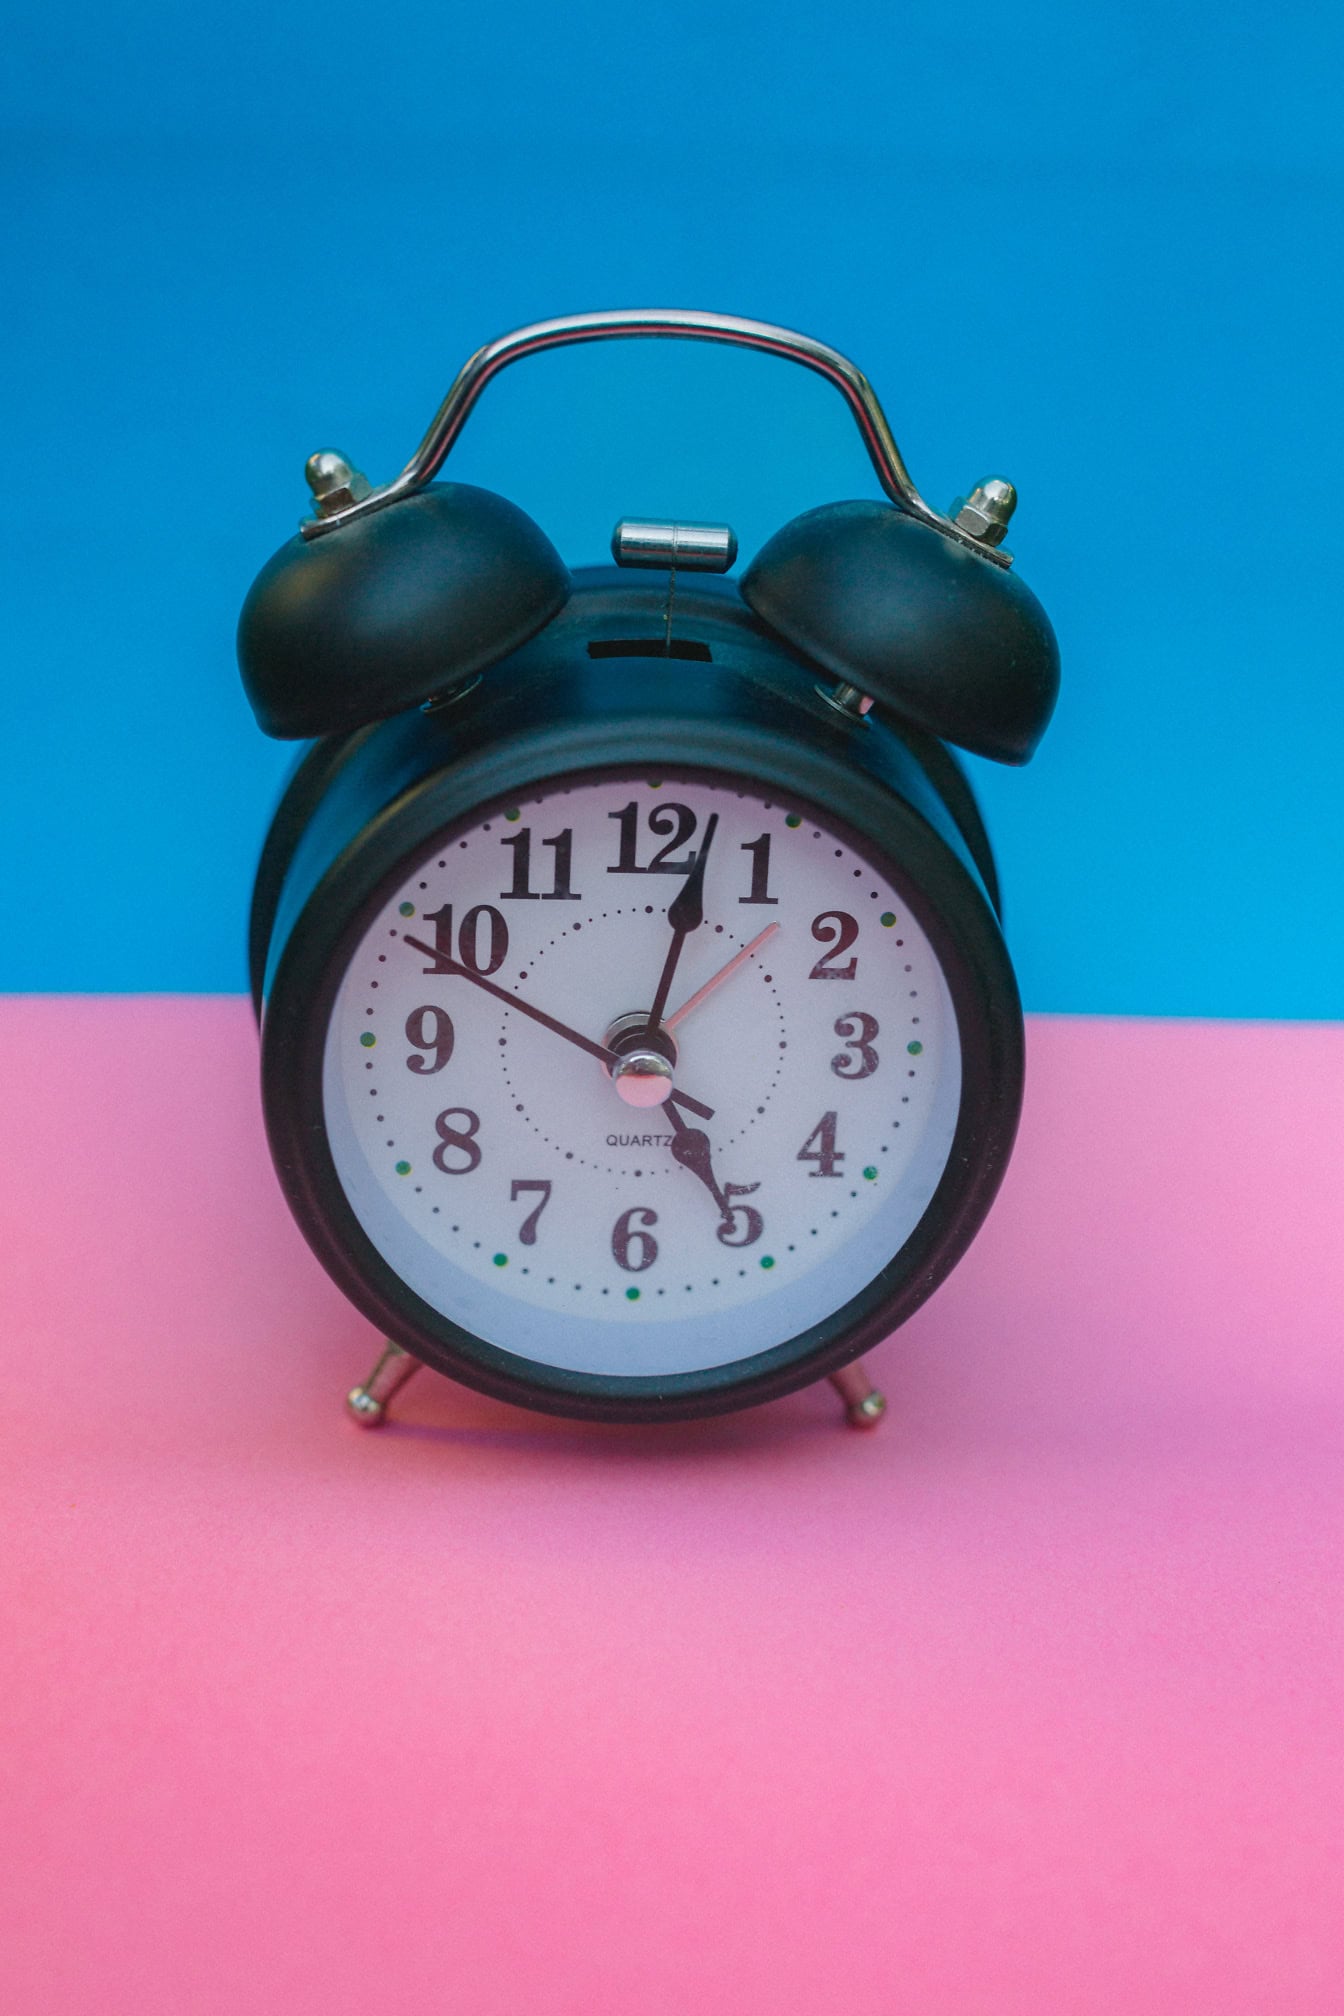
[322, 773, 961, 1377]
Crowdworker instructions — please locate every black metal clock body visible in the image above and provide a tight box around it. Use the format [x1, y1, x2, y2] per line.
[252, 569, 1026, 1423]
[238, 309, 1059, 1428]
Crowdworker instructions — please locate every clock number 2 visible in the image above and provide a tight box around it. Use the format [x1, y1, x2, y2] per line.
[809, 911, 860, 980]
[433, 1108, 482, 1175]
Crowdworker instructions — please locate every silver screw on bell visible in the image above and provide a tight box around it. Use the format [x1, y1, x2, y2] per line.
[949, 477, 1017, 549]
[305, 450, 373, 519]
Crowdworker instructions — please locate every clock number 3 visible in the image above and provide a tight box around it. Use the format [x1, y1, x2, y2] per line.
[433, 1108, 482, 1175]
[831, 1011, 880, 1079]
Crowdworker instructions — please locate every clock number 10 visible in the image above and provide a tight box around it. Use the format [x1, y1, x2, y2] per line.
[421, 903, 509, 976]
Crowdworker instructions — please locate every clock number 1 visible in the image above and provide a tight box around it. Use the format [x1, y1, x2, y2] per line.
[738, 834, 779, 906]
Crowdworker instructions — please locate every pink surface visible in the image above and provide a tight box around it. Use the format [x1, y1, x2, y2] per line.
[3, 1000, 1343, 2013]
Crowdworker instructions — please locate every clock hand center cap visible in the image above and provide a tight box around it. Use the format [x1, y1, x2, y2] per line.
[612, 1050, 674, 1108]
[603, 1010, 678, 1108]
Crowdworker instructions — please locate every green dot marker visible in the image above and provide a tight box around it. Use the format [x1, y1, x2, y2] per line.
[493, 1252, 508, 1267]
[760, 1255, 776, 1269]
[505, 808, 521, 821]
[907, 1040, 923, 1055]
[880, 911, 897, 927]
[399, 901, 415, 917]
[863, 1166, 878, 1181]
[785, 813, 802, 829]
[395, 1160, 411, 1176]
[625, 1286, 641, 1300]
[359, 1032, 376, 1048]
[647, 780, 662, 790]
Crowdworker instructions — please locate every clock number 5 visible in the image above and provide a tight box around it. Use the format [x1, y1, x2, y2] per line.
[716, 1182, 764, 1248]
[509, 1179, 553, 1245]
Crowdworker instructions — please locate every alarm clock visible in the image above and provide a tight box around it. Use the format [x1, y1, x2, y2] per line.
[239, 310, 1059, 1431]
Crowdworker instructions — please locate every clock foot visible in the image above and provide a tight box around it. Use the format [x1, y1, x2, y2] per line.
[829, 1359, 887, 1430]
[346, 1340, 421, 1427]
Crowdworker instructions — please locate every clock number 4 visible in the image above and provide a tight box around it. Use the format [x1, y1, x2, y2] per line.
[798, 1111, 845, 1179]
[509, 1179, 553, 1245]
[499, 827, 581, 901]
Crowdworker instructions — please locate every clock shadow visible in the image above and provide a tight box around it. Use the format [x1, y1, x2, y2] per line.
[367, 1379, 861, 1470]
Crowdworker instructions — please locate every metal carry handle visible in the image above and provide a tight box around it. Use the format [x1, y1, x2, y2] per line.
[300, 307, 1005, 563]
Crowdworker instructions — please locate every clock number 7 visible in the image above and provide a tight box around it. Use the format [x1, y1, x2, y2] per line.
[509, 1179, 553, 1246]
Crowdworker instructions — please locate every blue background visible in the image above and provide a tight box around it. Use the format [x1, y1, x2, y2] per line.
[3, 2, 1339, 1014]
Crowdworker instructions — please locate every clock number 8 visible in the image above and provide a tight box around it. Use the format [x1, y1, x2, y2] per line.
[433, 1108, 482, 1175]
[612, 1206, 659, 1271]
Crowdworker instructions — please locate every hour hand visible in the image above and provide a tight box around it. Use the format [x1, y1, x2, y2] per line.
[665, 1105, 730, 1217]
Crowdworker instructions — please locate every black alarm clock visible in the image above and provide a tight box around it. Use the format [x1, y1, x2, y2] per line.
[239, 310, 1058, 1432]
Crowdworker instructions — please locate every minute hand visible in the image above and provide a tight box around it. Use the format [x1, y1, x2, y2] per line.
[400, 936, 715, 1123]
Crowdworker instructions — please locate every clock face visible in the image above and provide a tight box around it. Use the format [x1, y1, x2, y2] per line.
[321, 771, 962, 1378]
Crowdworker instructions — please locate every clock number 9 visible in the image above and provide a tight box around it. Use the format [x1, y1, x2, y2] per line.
[831, 1011, 880, 1079]
[404, 1005, 455, 1074]
[612, 1206, 659, 1271]
[432, 1108, 482, 1175]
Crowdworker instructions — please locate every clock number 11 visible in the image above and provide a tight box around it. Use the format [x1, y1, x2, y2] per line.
[499, 827, 581, 901]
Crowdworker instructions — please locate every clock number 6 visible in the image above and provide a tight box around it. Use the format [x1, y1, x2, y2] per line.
[831, 1011, 880, 1079]
[509, 1179, 552, 1245]
[612, 1206, 659, 1272]
[432, 1108, 482, 1175]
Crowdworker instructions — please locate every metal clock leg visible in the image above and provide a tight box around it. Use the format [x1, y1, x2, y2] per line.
[346, 1339, 421, 1427]
[829, 1359, 887, 1430]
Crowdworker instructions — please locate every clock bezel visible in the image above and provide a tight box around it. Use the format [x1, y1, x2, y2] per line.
[260, 676, 1023, 1422]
